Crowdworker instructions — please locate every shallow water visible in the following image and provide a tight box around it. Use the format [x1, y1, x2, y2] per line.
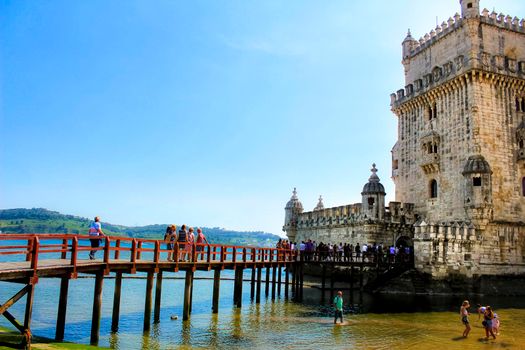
[1, 268, 525, 350]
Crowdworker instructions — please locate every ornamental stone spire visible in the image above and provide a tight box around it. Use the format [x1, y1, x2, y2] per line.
[314, 195, 324, 211]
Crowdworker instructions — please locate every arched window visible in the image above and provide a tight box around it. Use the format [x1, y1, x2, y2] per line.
[430, 179, 438, 198]
[368, 197, 375, 209]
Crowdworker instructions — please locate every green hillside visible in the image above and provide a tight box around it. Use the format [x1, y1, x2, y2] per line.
[0, 208, 281, 247]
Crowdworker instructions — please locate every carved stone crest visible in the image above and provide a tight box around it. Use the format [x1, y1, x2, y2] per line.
[493, 55, 504, 70]
[507, 58, 517, 73]
[481, 52, 491, 67]
[432, 66, 442, 82]
[443, 62, 453, 76]
[455, 55, 464, 71]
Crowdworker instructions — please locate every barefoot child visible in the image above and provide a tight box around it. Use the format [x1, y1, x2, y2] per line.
[460, 300, 471, 337]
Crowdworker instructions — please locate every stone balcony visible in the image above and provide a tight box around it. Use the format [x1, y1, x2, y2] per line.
[420, 153, 440, 174]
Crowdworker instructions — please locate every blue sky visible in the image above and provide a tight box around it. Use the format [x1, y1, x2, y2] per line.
[1, 0, 523, 235]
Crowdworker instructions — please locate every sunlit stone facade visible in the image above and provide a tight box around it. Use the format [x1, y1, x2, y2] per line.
[284, 0, 525, 278]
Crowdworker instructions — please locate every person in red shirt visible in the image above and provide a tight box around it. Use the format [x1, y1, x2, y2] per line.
[196, 228, 209, 260]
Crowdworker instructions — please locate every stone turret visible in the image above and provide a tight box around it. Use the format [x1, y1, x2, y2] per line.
[361, 164, 386, 220]
[283, 188, 303, 242]
[402, 29, 417, 60]
[460, 0, 480, 19]
[313, 195, 324, 211]
[462, 155, 493, 223]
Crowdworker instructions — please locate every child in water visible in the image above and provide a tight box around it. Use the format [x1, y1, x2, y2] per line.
[460, 300, 471, 337]
[492, 313, 500, 335]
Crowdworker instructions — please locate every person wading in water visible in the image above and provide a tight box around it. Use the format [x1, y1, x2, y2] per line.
[333, 291, 344, 324]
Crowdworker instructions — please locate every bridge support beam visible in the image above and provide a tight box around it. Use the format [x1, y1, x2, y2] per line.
[321, 265, 326, 290]
[271, 266, 277, 300]
[250, 268, 255, 299]
[143, 271, 154, 332]
[55, 277, 69, 341]
[233, 268, 243, 307]
[330, 266, 335, 294]
[265, 267, 270, 297]
[255, 267, 262, 303]
[212, 269, 220, 313]
[90, 271, 104, 346]
[284, 264, 289, 299]
[111, 272, 122, 332]
[297, 263, 304, 302]
[350, 265, 354, 293]
[277, 265, 282, 297]
[360, 262, 364, 292]
[291, 265, 296, 297]
[154, 271, 163, 324]
[182, 270, 194, 321]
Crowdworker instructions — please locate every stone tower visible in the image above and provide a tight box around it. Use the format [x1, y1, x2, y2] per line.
[361, 164, 386, 221]
[390, 1, 525, 277]
[283, 188, 303, 243]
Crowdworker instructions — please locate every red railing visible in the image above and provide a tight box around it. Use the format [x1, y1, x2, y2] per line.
[0, 234, 296, 278]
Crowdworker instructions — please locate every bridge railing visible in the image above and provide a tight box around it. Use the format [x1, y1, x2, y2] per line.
[0, 234, 296, 276]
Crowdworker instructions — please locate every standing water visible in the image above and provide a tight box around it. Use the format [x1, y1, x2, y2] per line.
[1, 269, 525, 350]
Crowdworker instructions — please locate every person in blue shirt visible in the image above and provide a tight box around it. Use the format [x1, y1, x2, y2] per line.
[333, 291, 344, 324]
[88, 216, 105, 260]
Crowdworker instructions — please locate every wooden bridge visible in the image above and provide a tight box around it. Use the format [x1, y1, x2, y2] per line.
[0, 234, 302, 349]
[0, 234, 407, 349]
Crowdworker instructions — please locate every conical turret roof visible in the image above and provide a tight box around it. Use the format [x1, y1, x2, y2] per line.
[285, 188, 304, 211]
[361, 163, 386, 194]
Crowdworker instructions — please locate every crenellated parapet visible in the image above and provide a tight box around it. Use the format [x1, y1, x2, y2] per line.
[391, 69, 525, 113]
[295, 201, 415, 230]
[392, 5, 525, 110]
[479, 9, 525, 34]
[413, 220, 525, 277]
[403, 9, 525, 61]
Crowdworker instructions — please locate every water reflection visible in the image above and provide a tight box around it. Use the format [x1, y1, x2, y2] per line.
[2, 272, 525, 350]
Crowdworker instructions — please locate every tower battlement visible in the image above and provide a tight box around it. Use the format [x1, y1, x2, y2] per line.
[404, 10, 525, 62]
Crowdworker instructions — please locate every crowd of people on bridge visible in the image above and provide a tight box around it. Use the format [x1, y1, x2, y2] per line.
[276, 239, 412, 264]
[164, 224, 209, 262]
[86, 217, 210, 262]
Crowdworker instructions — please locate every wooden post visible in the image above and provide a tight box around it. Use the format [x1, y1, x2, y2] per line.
[189, 270, 194, 314]
[350, 265, 354, 292]
[277, 265, 282, 297]
[143, 271, 154, 332]
[299, 263, 304, 302]
[330, 266, 335, 294]
[284, 264, 289, 299]
[90, 271, 104, 345]
[55, 277, 69, 341]
[250, 268, 255, 299]
[271, 266, 277, 300]
[291, 265, 296, 297]
[23, 283, 35, 348]
[255, 267, 262, 303]
[182, 270, 193, 321]
[265, 267, 270, 297]
[360, 261, 364, 292]
[111, 272, 122, 332]
[25, 239, 32, 262]
[321, 264, 326, 290]
[234, 268, 243, 308]
[154, 271, 163, 324]
[60, 238, 68, 259]
[212, 269, 220, 313]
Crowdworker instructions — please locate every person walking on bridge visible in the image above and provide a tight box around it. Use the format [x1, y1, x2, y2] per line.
[88, 216, 105, 260]
[333, 291, 344, 324]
